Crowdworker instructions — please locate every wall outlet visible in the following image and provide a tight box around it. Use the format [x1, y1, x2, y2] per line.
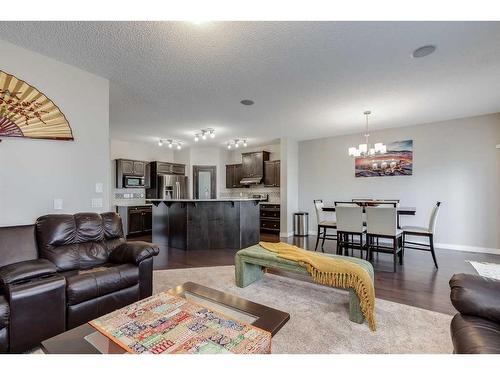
[53, 198, 63, 210]
[91, 198, 103, 208]
[95, 182, 104, 193]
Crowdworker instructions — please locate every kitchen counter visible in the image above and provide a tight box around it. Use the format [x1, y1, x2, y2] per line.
[115, 203, 153, 207]
[151, 199, 260, 251]
[146, 198, 264, 203]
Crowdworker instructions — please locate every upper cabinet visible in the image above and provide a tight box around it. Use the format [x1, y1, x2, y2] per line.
[116, 159, 147, 188]
[226, 164, 243, 188]
[264, 160, 280, 187]
[241, 151, 270, 178]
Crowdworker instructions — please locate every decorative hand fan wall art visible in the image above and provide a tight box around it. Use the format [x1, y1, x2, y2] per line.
[0, 70, 73, 141]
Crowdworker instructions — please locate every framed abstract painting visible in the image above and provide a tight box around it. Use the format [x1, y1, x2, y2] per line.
[355, 140, 413, 177]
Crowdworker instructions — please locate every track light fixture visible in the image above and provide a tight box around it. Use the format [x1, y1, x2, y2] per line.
[194, 128, 215, 142]
[226, 138, 248, 150]
[158, 139, 183, 150]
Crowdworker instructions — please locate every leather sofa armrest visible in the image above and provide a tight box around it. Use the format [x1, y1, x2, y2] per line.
[450, 273, 500, 323]
[0, 259, 57, 285]
[108, 241, 160, 265]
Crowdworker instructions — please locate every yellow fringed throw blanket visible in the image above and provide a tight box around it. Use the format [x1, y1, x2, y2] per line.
[259, 241, 376, 331]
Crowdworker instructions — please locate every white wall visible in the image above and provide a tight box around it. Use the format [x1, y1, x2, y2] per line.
[280, 138, 299, 236]
[0, 39, 110, 226]
[110, 139, 174, 162]
[298, 113, 500, 252]
[174, 146, 226, 199]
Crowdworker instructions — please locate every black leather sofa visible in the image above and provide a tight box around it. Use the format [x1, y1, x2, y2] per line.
[449, 273, 500, 354]
[0, 212, 159, 353]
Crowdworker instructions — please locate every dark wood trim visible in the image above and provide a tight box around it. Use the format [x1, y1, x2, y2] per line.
[192, 165, 217, 199]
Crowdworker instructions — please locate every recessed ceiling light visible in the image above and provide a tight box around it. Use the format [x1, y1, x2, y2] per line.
[240, 99, 254, 106]
[412, 45, 436, 58]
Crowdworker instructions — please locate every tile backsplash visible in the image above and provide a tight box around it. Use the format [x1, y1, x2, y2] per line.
[220, 187, 281, 203]
[113, 188, 146, 206]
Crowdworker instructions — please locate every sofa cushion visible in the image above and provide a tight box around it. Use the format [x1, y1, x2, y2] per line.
[451, 314, 500, 354]
[36, 212, 125, 272]
[65, 264, 139, 305]
[0, 295, 9, 330]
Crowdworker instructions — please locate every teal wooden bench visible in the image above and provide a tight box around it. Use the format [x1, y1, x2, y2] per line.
[235, 245, 375, 324]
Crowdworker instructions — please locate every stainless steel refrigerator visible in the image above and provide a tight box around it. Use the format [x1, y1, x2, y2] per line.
[158, 174, 188, 199]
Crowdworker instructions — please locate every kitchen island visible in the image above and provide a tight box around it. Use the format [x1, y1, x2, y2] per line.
[148, 199, 262, 250]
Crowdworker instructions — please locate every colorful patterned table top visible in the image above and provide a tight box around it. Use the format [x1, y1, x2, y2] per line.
[89, 291, 271, 354]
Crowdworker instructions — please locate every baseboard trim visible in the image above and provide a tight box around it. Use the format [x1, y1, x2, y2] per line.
[435, 243, 500, 255]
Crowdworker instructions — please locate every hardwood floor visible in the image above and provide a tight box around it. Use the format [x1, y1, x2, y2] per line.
[132, 232, 500, 316]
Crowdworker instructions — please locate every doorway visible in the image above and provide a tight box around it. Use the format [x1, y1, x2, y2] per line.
[193, 165, 217, 199]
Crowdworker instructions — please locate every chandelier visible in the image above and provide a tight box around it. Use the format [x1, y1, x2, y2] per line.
[348, 111, 386, 157]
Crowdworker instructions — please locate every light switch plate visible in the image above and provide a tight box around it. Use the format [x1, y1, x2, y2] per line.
[95, 183, 104, 193]
[53, 198, 63, 210]
[91, 198, 103, 208]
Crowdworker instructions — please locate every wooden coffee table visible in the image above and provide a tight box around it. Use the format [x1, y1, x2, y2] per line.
[40, 282, 290, 354]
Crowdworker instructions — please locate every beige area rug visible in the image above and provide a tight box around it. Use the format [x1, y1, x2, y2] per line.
[154, 266, 453, 354]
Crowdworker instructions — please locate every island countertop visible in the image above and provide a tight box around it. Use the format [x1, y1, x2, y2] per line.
[146, 198, 265, 203]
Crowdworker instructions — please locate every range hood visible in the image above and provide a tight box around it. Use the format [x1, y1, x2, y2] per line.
[240, 176, 262, 185]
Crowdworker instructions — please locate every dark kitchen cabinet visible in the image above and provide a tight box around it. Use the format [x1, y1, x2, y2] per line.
[133, 161, 145, 176]
[115, 159, 147, 188]
[121, 160, 134, 175]
[264, 160, 280, 187]
[117, 205, 152, 237]
[241, 151, 270, 178]
[225, 164, 243, 188]
[128, 210, 144, 235]
[152, 162, 185, 175]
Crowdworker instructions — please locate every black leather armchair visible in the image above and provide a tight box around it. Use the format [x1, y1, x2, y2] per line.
[449, 273, 500, 354]
[0, 212, 159, 353]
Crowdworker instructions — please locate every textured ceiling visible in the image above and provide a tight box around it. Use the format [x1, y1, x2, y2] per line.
[1, 21, 500, 147]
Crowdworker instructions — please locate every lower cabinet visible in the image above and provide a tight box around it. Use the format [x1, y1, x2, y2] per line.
[260, 203, 280, 233]
[117, 205, 152, 237]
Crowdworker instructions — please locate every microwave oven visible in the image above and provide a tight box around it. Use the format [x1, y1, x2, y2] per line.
[123, 175, 145, 188]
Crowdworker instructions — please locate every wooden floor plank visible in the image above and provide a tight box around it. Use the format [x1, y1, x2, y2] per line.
[132, 232, 500, 315]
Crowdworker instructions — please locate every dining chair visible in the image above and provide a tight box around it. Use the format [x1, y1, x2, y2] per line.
[366, 206, 403, 272]
[335, 205, 365, 258]
[313, 199, 337, 252]
[401, 202, 442, 268]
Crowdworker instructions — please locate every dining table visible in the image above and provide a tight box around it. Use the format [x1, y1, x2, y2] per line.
[322, 205, 416, 228]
